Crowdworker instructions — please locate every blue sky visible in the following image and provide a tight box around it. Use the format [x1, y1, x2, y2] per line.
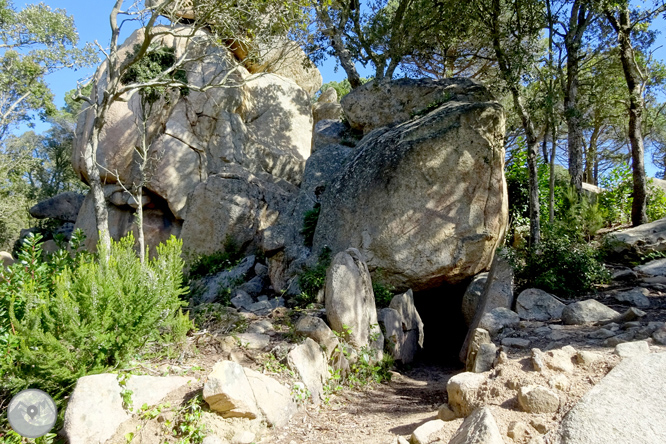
[11, 1, 666, 175]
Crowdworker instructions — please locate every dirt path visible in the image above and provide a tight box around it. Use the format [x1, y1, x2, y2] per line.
[266, 364, 459, 444]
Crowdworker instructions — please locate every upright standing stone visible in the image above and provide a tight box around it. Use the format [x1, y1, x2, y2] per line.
[460, 251, 514, 362]
[325, 248, 384, 354]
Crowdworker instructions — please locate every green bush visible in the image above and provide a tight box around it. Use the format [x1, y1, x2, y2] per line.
[598, 163, 633, 225]
[647, 181, 666, 222]
[372, 281, 395, 309]
[0, 232, 191, 409]
[597, 163, 666, 225]
[301, 204, 321, 248]
[507, 234, 610, 299]
[296, 247, 332, 307]
[186, 235, 242, 280]
[553, 186, 604, 241]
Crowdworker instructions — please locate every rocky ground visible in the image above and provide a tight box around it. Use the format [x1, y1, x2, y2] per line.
[89, 261, 666, 444]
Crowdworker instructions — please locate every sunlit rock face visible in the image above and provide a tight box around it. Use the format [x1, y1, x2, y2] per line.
[72, 25, 316, 253]
[312, 78, 508, 292]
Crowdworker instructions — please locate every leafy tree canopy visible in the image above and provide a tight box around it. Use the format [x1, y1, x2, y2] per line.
[0, 0, 97, 141]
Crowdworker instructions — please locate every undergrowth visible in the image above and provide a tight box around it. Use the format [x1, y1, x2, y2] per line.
[0, 231, 191, 436]
[507, 234, 610, 299]
[186, 235, 242, 280]
[296, 247, 332, 307]
[301, 204, 321, 248]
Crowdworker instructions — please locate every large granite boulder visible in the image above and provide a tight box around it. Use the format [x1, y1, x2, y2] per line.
[180, 165, 297, 256]
[72, 25, 314, 253]
[312, 79, 507, 292]
[605, 217, 666, 260]
[556, 352, 666, 444]
[341, 77, 495, 134]
[29, 192, 85, 223]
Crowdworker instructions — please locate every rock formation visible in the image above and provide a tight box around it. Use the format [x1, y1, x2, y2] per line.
[72, 25, 316, 253]
[69, 21, 508, 298]
[312, 78, 508, 291]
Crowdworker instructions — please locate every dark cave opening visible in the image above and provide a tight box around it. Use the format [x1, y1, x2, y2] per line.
[412, 280, 470, 368]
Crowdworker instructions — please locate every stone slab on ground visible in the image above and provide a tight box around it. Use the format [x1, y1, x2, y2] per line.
[635, 258, 666, 276]
[62, 374, 192, 444]
[557, 352, 666, 444]
[244, 367, 297, 428]
[516, 288, 566, 321]
[447, 372, 488, 418]
[203, 361, 261, 419]
[612, 287, 650, 308]
[287, 337, 329, 405]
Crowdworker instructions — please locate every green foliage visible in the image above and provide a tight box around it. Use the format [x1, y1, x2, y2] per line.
[0, 93, 88, 251]
[186, 235, 242, 280]
[120, 44, 189, 106]
[597, 163, 666, 225]
[553, 186, 604, 241]
[372, 278, 395, 309]
[118, 373, 134, 412]
[331, 324, 393, 389]
[0, 1, 97, 138]
[301, 204, 320, 248]
[0, 232, 191, 417]
[598, 163, 633, 225]
[507, 234, 610, 299]
[318, 78, 372, 101]
[646, 181, 666, 222]
[296, 247, 332, 307]
[505, 146, 568, 231]
[172, 394, 206, 444]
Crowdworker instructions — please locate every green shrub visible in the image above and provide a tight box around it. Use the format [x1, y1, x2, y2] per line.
[0, 232, 191, 413]
[372, 281, 395, 309]
[507, 235, 610, 299]
[301, 204, 321, 248]
[186, 235, 242, 280]
[553, 186, 604, 241]
[296, 247, 332, 306]
[598, 163, 633, 225]
[331, 325, 393, 388]
[647, 181, 666, 222]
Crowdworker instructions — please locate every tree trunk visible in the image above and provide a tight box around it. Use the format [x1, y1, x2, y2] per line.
[487, 0, 540, 245]
[542, 119, 550, 164]
[587, 124, 602, 186]
[317, 5, 362, 89]
[563, 0, 589, 193]
[84, 126, 111, 253]
[512, 87, 541, 246]
[607, 8, 648, 226]
[549, 123, 557, 223]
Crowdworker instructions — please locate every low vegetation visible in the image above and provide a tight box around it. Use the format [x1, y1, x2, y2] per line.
[296, 247, 332, 307]
[0, 231, 191, 432]
[186, 236, 243, 280]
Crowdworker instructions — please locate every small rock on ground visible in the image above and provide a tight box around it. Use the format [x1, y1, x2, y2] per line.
[410, 419, 445, 444]
[615, 340, 650, 358]
[448, 407, 504, 444]
[518, 385, 560, 414]
[562, 299, 620, 325]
